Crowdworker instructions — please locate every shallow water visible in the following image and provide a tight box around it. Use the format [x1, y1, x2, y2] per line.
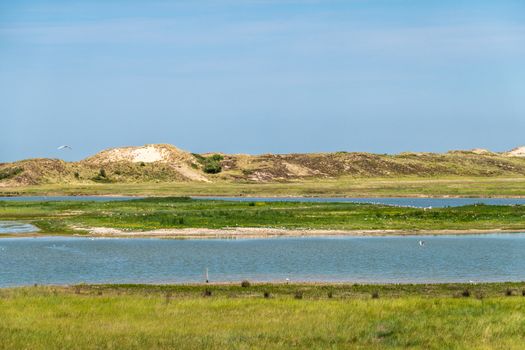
[1, 234, 525, 287]
[0, 221, 38, 234]
[0, 196, 141, 202]
[195, 196, 525, 208]
[2, 195, 525, 208]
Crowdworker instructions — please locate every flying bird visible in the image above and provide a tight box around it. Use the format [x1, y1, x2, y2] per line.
[57, 145, 72, 150]
[418, 240, 425, 247]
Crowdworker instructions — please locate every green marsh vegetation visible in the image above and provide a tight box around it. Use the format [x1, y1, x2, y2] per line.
[1, 197, 525, 234]
[2, 282, 525, 349]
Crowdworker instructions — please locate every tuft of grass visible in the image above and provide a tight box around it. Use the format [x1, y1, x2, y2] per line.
[241, 280, 251, 288]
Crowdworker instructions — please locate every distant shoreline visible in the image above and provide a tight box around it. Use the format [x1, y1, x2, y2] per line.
[4, 227, 524, 239]
[78, 227, 525, 239]
[3, 194, 525, 199]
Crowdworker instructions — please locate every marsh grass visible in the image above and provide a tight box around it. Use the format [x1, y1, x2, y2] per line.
[2, 283, 525, 349]
[3, 197, 525, 234]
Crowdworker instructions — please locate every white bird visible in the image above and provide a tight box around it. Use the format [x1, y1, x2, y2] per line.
[418, 240, 425, 247]
[57, 145, 72, 150]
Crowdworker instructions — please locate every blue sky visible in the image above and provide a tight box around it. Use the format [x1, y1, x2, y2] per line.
[1, 0, 524, 161]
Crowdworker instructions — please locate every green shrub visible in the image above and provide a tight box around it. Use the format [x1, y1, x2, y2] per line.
[203, 161, 222, 174]
[193, 153, 223, 174]
[209, 154, 224, 161]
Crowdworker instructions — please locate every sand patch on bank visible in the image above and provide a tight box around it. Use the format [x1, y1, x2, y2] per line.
[78, 226, 524, 239]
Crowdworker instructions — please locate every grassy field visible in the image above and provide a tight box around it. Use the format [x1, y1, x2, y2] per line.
[2, 283, 525, 349]
[2, 197, 525, 234]
[2, 176, 525, 198]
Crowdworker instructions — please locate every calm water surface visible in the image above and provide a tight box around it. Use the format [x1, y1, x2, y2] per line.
[195, 196, 525, 208]
[0, 221, 38, 234]
[1, 234, 525, 287]
[2, 196, 525, 207]
[0, 196, 141, 202]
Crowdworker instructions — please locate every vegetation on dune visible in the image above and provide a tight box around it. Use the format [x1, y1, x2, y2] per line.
[0, 167, 24, 180]
[2, 143, 525, 186]
[193, 153, 224, 174]
[2, 198, 525, 233]
[2, 283, 525, 349]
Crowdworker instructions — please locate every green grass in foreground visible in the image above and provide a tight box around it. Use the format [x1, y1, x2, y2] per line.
[2, 283, 525, 349]
[2, 176, 525, 197]
[1, 197, 525, 234]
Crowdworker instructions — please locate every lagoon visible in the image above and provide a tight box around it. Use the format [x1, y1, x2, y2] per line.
[195, 196, 525, 208]
[2, 195, 525, 208]
[1, 234, 525, 287]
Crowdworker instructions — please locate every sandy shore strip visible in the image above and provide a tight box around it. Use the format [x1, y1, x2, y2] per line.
[77, 226, 525, 239]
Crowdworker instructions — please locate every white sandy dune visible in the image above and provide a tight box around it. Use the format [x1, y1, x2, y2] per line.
[505, 146, 525, 157]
